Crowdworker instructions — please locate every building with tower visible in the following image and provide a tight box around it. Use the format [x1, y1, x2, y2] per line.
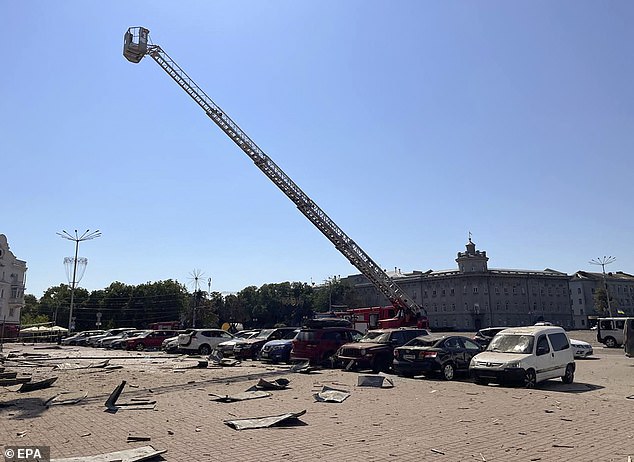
[342, 238, 573, 330]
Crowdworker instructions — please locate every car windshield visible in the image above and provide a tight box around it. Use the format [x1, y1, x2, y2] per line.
[256, 329, 275, 339]
[359, 331, 390, 343]
[487, 334, 534, 354]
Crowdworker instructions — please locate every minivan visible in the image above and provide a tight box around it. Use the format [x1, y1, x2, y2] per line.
[469, 326, 575, 388]
[597, 317, 634, 348]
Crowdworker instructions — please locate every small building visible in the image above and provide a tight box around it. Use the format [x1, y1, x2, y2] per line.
[0, 234, 27, 338]
[342, 239, 573, 330]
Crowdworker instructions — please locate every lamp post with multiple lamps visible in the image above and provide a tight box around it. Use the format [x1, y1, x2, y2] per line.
[589, 256, 616, 317]
[57, 229, 101, 333]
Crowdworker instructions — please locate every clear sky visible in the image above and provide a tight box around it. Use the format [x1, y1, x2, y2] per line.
[3, 1, 633, 298]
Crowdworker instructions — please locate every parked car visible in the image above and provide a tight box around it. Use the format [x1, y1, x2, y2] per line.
[126, 330, 179, 351]
[61, 330, 105, 346]
[570, 338, 593, 358]
[109, 330, 149, 349]
[95, 330, 146, 348]
[259, 329, 301, 363]
[469, 326, 575, 388]
[216, 330, 261, 357]
[233, 327, 299, 360]
[393, 334, 482, 380]
[85, 328, 136, 347]
[472, 327, 509, 349]
[290, 327, 363, 366]
[178, 329, 235, 355]
[597, 317, 633, 348]
[161, 330, 194, 353]
[336, 328, 430, 373]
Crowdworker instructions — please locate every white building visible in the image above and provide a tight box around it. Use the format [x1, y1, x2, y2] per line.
[0, 234, 27, 338]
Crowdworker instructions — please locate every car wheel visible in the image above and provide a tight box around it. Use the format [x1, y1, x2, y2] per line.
[524, 369, 537, 389]
[135, 343, 145, 351]
[198, 344, 211, 355]
[562, 364, 574, 384]
[442, 362, 456, 381]
[604, 337, 617, 348]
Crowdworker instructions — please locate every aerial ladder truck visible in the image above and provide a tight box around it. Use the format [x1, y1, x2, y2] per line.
[123, 27, 428, 329]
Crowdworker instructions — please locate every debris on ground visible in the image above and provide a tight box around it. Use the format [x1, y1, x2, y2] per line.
[0, 371, 18, 379]
[105, 380, 156, 412]
[209, 390, 271, 402]
[252, 378, 290, 390]
[50, 445, 166, 462]
[313, 386, 350, 403]
[56, 360, 111, 370]
[0, 376, 32, 387]
[224, 410, 307, 431]
[45, 392, 88, 407]
[127, 435, 152, 442]
[17, 376, 58, 393]
[430, 448, 445, 455]
[290, 360, 317, 374]
[357, 375, 394, 388]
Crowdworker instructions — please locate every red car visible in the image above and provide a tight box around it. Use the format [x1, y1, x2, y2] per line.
[291, 327, 363, 366]
[126, 330, 178, 351]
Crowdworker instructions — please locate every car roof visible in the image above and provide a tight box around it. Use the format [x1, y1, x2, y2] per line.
[497, 326, 566, 335]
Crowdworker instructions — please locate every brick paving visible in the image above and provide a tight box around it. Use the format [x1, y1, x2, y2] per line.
[1, 330, 632, 461]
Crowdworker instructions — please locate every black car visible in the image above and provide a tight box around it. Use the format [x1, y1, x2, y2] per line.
[472, 327, 509, 348]
[233, 327, 299, 360]
[393, 334, 482, 380]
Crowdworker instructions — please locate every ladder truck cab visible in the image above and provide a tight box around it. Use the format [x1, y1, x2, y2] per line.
[343, 306, 428, 332]
[122, 27, 430, 328]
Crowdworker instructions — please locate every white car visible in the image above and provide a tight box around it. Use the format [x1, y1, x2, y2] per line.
[469, 326, 575, 388]
[570, 339, 593, 358]
[178, 329, 235, 355]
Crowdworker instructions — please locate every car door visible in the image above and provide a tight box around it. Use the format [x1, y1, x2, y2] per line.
[534, 334, 555, 381]
[461, 338, 482, 370]
[547, 332, 572, 376]
[443, 336, 465, 368]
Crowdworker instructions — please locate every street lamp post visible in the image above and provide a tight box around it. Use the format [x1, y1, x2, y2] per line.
[57, 229, 101, 333]
[589, 256, 616, 317]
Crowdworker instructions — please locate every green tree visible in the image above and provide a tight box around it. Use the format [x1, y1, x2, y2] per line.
[593, 287, 614, 316]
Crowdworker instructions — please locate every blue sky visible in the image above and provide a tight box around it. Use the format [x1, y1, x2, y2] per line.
[2, 2, 633, 298]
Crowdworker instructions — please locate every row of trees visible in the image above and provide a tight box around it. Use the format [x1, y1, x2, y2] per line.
[21, 277, 361, 331]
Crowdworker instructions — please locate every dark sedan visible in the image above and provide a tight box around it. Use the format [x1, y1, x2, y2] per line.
[393, 334, 482, 380]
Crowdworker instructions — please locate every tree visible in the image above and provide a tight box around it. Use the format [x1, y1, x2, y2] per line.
[593, 287, 612, 316]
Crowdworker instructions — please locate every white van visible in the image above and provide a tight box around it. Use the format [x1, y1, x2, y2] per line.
[469, 326, 575, 388]
[597, 317, 634, 348]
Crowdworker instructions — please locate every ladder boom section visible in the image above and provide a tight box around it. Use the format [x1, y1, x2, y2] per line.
[141, 42, 422, 314]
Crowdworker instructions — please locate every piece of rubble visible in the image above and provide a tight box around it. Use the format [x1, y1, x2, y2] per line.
[252, 378, 290, 390]
[18, 376, 58, 393]
[210, 390, 271, 402]
[357, 375, 394, 388]
[313, 386, 350, 403]
[224, 410, 307, 431]
[105, 380, 156, 413]
[50, 445, 166, 462]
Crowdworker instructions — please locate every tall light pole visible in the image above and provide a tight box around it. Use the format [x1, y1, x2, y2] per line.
[589, 256, 616, 317]
[57, 229, 101, 333]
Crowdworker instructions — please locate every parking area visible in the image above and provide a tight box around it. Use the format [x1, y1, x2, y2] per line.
[0, 330, 632, 461]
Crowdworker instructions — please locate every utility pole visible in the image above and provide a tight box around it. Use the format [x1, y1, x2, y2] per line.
[589, 256, 616, 317]
[57, 229, 101, 333]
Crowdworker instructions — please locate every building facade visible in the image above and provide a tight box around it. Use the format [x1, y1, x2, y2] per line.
[0, 234, 27, 337]
[569, 270, 634, 328]
[343, 239, 573, 330]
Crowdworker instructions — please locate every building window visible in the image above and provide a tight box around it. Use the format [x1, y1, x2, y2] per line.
[504, 287, 509, 295]
[512, 287, 517, 295]
[450, 288, 455, 296]
[473, 287, 478, 294]
[432, 290, 437, 297]
[495, 287, 500, 295]
[578, 299, 582, 305]
[9, 307, 15, 317]
[577, 287, 582, 294]
[452, 303, 456, 311]
[442, 289, 446, 296]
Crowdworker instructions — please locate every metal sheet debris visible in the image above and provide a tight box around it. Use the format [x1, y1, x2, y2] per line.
[45, 392, 88, 406]
[253, 378, 290, 390]
[105, 380, 156, 412]
[357, 375, 394, 388]
[290, 360, 317, 374]
[18, 376, 58, 392]
[224, 410, 307, 431]
[210, 390, 272, 402]
[50, 445, 166, 462]
[56, 360, 111, 370]
[313, 386, 350, 403]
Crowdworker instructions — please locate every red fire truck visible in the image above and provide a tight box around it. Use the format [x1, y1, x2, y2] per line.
[337, 306, 429, 332]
